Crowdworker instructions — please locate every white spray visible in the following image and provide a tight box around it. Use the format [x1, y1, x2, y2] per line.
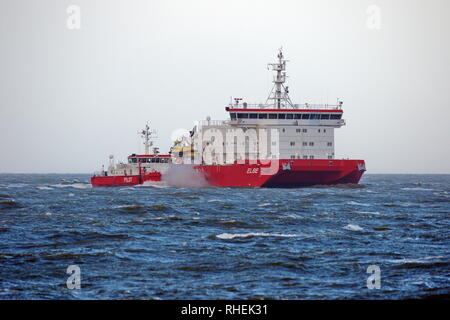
[162, 165, 210, 188]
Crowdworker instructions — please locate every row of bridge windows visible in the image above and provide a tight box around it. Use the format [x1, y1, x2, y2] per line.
[128, 157, 170, 164]
[289, 142, 332, 147]
[230, 113, 342, 120]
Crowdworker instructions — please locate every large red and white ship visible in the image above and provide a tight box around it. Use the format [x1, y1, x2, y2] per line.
[91, 49, 365, 187]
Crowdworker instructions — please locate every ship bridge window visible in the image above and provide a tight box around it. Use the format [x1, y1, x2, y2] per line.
[301, 114, 310, 119]
[310, 114, 320, 120]
[320, 114, 330, 120]
[129, 157, 137, 163]
[230, 113, 236, 119]
[269, 113, 277, 119]
[249, 113, 257, 119]
[294, 114, 302, 119]
[258, 113, 268, 119]
[237, 113, 249, 119]
[286, 114, 293, 119]
[278, 114, 286, 119]
[330, 114, 342, 119]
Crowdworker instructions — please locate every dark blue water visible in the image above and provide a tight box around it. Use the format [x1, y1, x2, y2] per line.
[0, 174, 449, 299]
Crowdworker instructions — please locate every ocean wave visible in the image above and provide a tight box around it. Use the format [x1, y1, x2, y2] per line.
[346, 201, 371, 207]
[0, 199, 19, 208]
[373, 225, 390, 231]
[138, 181, 169, 188]
[383, 203, 399, 207]
[258, 203, 272, 207]
[177, 265, 216, 272]
[6, 183, 27, 188]
[387, 256, 449, 269]
[151, 204, 168, 211]
[218, 219, 247, 226]
[113, 203, 169, 213]
[383, 202, 419, 207]
[1, 173, 449, 299]
[220, 203, 234, 209]
[50, 183, 91, 189]
[42, 250, 113, 261]
[355, 211, 380, 215]
[169, 192, 201, 199]
[168, 215, 183, 221]
[261, 261, 305, 270]
[336, 183, 366, 189]
[401, 187, 434, 191]
[114, 204, 147, 212]
[419, 198, 450, 203]
[342, 224, 364, 231]
[312, 183, 365, 189]
[282, 215, 301, 220]
[36, 186, 53, 190]
[388, 256, 446, 264]
[213, 232, 299, 240]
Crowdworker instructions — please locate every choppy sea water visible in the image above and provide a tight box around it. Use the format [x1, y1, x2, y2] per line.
[0, 174, 449, 299]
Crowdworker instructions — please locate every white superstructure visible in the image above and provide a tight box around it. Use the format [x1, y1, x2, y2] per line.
[185, 49, 346, 164]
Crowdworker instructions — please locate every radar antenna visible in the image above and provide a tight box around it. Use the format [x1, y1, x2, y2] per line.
[266, 47, 294, 109]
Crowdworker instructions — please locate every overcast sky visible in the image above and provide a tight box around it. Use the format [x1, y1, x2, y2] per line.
[0, 0, 449, 173]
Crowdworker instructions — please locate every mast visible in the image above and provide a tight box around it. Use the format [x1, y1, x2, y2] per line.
[140, 122, 156, 155]
[266, 48, 293, 109]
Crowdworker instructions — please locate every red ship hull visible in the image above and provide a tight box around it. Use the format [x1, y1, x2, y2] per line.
[91, 160, 365, 188]
[91, 172, 161, 187]
[195, 159, 365, 187]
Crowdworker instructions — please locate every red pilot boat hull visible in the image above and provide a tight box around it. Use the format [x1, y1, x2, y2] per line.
[91, 172, 161, 187]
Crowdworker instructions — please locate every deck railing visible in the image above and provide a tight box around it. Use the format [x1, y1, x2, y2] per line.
[227, 103, 342, 110]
